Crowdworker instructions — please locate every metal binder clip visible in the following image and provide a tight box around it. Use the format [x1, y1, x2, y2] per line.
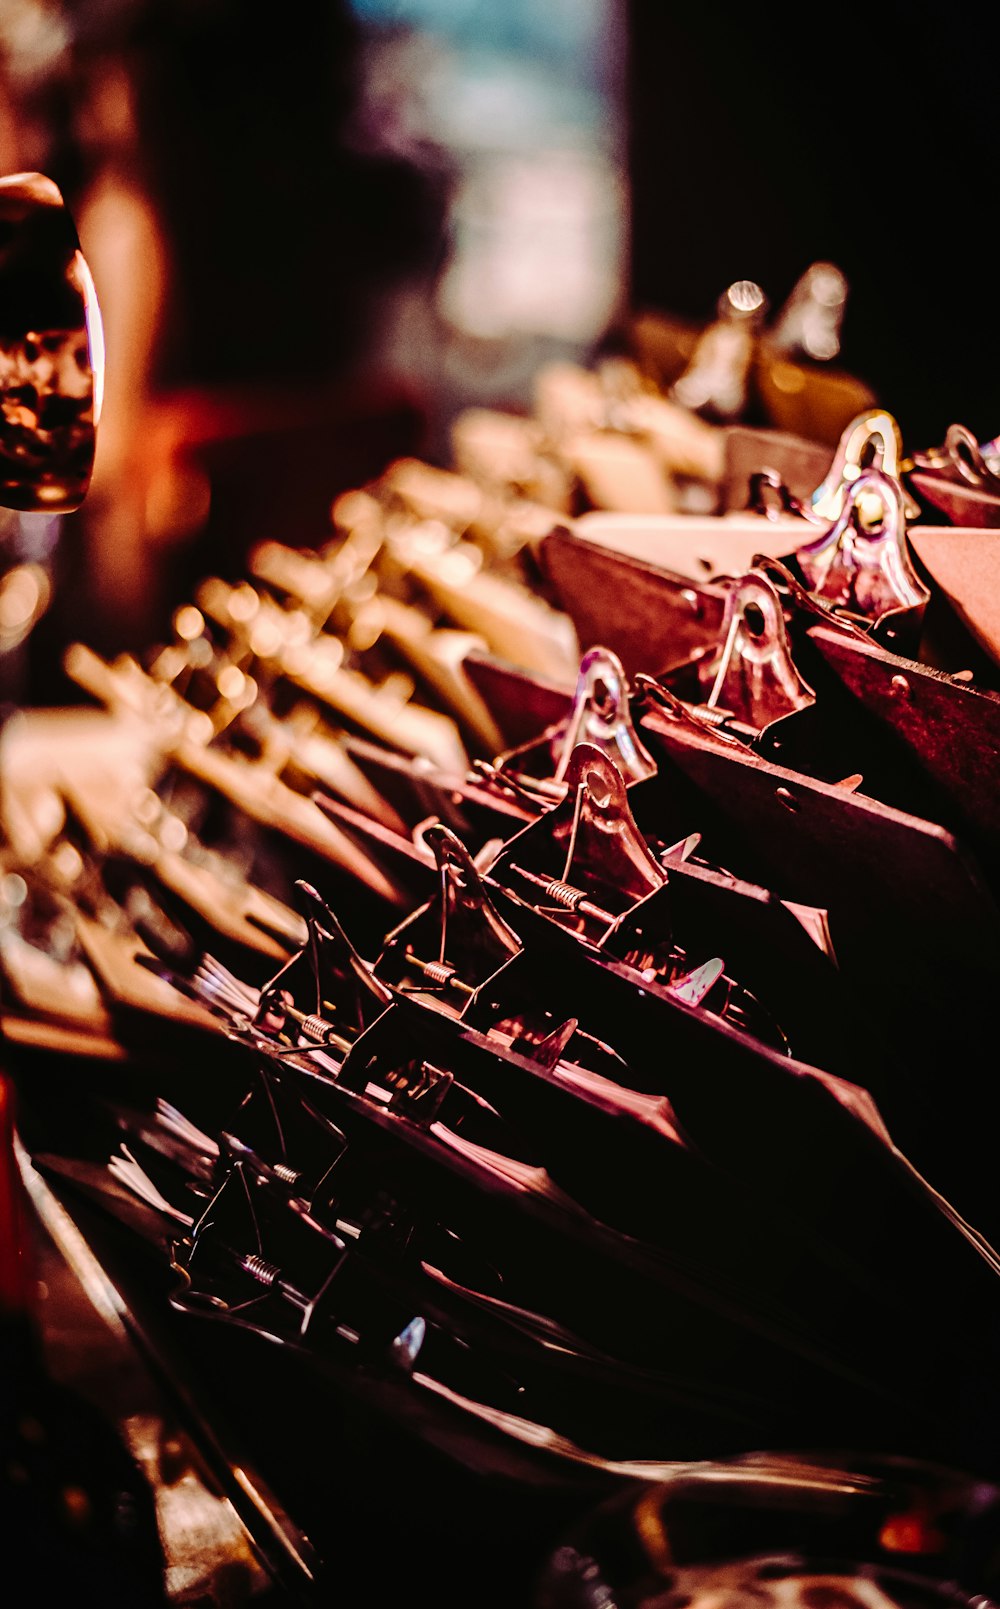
[694, 570, 816, 738]
[487, 744, 795, 1045]
[906, 422, 1000, 526]
[552, 647, 656, 786]
[911, 422, 1000, 492]
[169, 1162, 360, 1345]
[795, 469, 930, 631]
[254, 879, 392, 1043]
[489, 646, 656, 807]
[811, 409, 921, 522]
[503, 743, 666, 914]
[767, 261, 849, 364]
[148, 877, 384, 1067]
[376, 823, 521, 1001]
[622, 554, 863, 748]
[222, 1064, 353, 1210]
[671, 279, 768, 425]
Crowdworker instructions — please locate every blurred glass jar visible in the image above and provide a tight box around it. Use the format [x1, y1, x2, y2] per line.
[0, 168, 102, 706]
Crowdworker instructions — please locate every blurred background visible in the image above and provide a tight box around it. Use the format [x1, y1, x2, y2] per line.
[2, 0, 997, 692]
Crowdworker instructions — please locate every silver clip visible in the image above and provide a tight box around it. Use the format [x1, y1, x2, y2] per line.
[489, 647, 654, 806]
[696, 570, 815, 737]
[378, 822, 521, 998]
[552, 647, 656, 787]
[767, 260, 848, 364]
[811, 408, 921, 522]
[914, 422, 1000, 493]
[256, 879, 391, 1040]
[424, 823, 521, 970]
[543, 744, 666, 904]
[671, 279, 768, 423]
[796, 469, 929, 627]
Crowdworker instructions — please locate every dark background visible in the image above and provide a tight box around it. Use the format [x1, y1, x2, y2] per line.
[627, 0, 998, 446]
[7, 0, 999, 692]
[16, 0, 1000, 446]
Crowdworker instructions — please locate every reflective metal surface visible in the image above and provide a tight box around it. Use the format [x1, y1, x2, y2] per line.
[697, 569, 816, 735]
[910, 421, 1000, 496]
[797, 470, 930, 628]
[541, 743, 666, 903]
[671, 280, 768, 424]
[0, 172, 102, 513]
[811, 409, 920, 523]
[553, 647, 656, 787]
[768, 260, 849, 363]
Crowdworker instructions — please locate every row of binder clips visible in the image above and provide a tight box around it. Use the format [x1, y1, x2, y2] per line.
[4, 178, 1000, 1600]
[7, 397, 1000, 1449]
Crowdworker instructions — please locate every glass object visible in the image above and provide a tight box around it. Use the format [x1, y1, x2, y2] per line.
[0, 170, 103, 514]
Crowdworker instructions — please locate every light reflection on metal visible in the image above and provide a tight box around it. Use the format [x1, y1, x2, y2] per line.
[797, 469, 930, 627]
[418, 821, 521, 980]
[697, 570, 816, 736]
[671, 279, 768, 423]
[911, 421, 1000, 492]
[552, 646, 656, 786]
[811, 408, 920, 523]
[549, 744, 665, 902]
[769, 261, 849, 363]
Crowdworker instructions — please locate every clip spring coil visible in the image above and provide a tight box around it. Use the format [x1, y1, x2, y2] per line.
[539, 878, 585, 912]
[297, 1013, 338, 1045]
[240, 1253, 281, 1287]
[271, 1163, 302, 1187]
[420, 959, 458, 987]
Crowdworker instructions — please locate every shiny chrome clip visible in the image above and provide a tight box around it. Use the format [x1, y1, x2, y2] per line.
[489, 646, 655, 807]
[767, 261, 849, 364]
[376, 822, 521, 1004]
[693, 570, 816, 739]
[795, 469, 930, 632]
[487, 745, 792, 1045]
[911, 422, 1000, 493]
[505, 743, 666, 917]
[810, 408, 920, 522]
[552, 647, 656, 786]
[671, 279, 768, 425]
[168, 1161, 364, 1347]
[254, 879, 392, 1044]
[906, 422, 1000, 528]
